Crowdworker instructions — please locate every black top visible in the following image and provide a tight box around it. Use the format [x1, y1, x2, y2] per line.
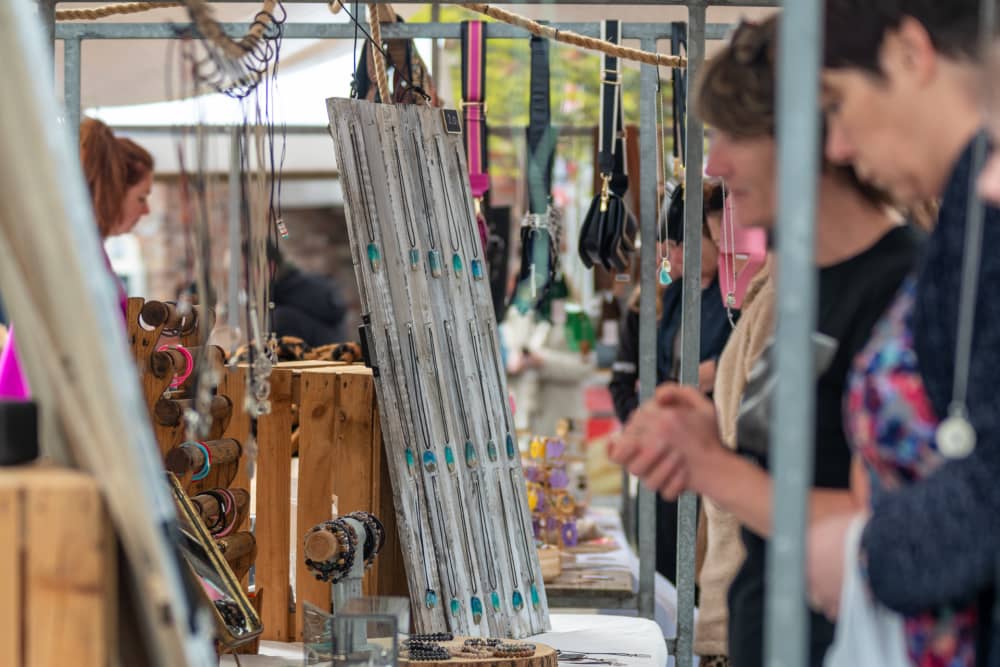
[271, 266, 348, 347]
[727, 224, 924, 667]
[608, 277, 736, 424]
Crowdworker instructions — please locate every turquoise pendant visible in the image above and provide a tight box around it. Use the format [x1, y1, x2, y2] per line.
[444, 446, 456, 472]
[367, 243, 381, 272]
[405, 449, 415, 474]
[422, 450, 437, 473]
[450, 598, 461, 617]
[464, 440, 478, 468]
[658, 265, 672, 286]
[506, 433, 516, 460]
[425, 589, 438, 609]
[530, 584, 540, 610]
[471, 258, 484, 281]
[512, 590, 524, 611]
[428, 250, 442, 278]
[490, 590, 501, 612]
[470, 596, 483, 624]
[452, 252, 464, 276]
[487, 439, 498, 462]
[409, 248, 420, 270]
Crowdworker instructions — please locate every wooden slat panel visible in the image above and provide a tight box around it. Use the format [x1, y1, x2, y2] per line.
[0, 477, 22, 666]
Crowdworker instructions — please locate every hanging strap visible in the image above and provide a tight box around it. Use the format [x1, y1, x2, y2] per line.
[526, 32, 554, 215]
[462, 21, 489, 200]
[598, 20, 628, 197]
[671, 22, 687, 166]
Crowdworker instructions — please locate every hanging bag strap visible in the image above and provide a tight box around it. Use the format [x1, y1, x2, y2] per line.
[671, 22, 687, 170]
[598, 20, 628, 198]
[461, 21, 489, 201]
[526, 32, 554, 215]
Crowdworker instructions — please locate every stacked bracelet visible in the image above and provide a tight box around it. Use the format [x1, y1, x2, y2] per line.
[303, 518, 358, 583]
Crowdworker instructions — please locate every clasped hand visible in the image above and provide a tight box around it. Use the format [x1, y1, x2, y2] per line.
[607, 384, 724, 499]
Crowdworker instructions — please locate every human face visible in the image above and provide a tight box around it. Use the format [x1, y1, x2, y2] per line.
[705, 130, 776, 229]
[112, 171, 153, 236]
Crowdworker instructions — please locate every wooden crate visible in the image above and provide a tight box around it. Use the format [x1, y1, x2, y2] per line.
[0, 466, 116, 667]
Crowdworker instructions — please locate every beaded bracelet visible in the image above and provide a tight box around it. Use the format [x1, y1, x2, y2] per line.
[494, 643, 536, 658]
[347, 511, 385, 568]
[406, 645, 451, 662]
[184, 441, 212, 481]
[303, 519, 357, 583]
[407, 633, 453, 643]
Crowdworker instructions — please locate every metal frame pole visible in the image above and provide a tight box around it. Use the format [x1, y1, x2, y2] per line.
[674, 4, 705, 665]
[766, 1, 823, 666]
[64, 37, 81, 145]
[637, 36, 660, 624]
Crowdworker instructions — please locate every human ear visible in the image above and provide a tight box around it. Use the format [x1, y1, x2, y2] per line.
[882, 16, 937, 86]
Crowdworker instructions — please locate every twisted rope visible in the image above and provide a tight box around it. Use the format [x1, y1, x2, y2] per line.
[55, 1, 183, 21]
[367, 3, 391, 103]
[460, 3, 687, 69]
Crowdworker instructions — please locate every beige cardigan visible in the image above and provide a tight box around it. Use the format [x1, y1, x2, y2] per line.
[694, 258, 776, 657]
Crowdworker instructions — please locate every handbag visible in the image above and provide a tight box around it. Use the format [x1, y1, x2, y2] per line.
[823, 516, 910, 667]
[579, 20, 637, 273]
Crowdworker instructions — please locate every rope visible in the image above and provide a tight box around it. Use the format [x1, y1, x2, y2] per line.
[55, 1, 183, 21]
[459, 3, 687, 69]
[368, 3, 391, 103]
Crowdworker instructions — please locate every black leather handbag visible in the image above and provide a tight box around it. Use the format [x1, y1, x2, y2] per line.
[579, 20, 637, 273]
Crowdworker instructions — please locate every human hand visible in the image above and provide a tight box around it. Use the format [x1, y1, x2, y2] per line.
[807, 512, 861, 620]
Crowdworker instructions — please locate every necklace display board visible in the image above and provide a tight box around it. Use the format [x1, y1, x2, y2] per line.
[327, 98, 548, 639]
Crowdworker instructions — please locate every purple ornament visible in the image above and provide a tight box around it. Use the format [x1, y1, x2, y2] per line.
[524, 466, 541, 483]
[561, 521, 579, 547]
[549, 468, 569, 489]
[546, 439, 567, 459]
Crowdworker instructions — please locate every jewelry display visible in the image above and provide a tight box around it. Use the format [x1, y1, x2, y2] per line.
[383, 327, 418, 475]
[453, 144, 486, 282]
[435, 136, 465, 278]
[409, 131, 444, 279]
[486, 321, 518, 461]
[467, 319, 498, 462]
[442, 320, 479, 470]
[427, 326, 458, 473]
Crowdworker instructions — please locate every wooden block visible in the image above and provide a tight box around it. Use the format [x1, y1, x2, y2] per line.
[0, 467, 116, 667]
[253, 368, 294, 642]
[295, 370, 338, 640]
[367, 402, 408, 598]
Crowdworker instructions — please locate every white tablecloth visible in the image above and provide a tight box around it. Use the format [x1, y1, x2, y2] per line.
[220, 613, 669, 666]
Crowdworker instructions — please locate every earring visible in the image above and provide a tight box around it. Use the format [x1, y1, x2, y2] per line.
[659, 258, 673, 286]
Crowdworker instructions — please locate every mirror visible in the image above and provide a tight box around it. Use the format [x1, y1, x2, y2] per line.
[168, 473, 263, 647]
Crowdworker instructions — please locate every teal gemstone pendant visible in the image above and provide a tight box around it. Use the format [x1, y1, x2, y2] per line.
[444, 446, 456, 472]
[450, 598, 461, 617]
[428, 250, 443, 278]
[452, 252, 464, 276]
[530, 585, 540, 610]
[367, 243, 381, 272]
[471, 258, 484, 281]
[408, 248, 421, 270]
[425, 589, 438, 609]
[422, 450, 437, 473]
[405, 449, 415, 474]
[490, 591, 501, 612]
[487, 439, 498, 462]
[512, 590, 524, 612]
[470, 596, 484, 624]
[506, 433, 516, 460]
[464, 440, 478, 468]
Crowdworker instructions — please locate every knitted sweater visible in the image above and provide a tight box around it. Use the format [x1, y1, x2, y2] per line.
[694, 258, 775, 657]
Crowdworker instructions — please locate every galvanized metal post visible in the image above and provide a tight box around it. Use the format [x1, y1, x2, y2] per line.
[766, 1, 822, 666]
[63, 37, 82, 145]
[674, 3, 705, 665]
[35, 0, 56, 60]
[228, 127, 242, 333]
[637, 36, 660, 623]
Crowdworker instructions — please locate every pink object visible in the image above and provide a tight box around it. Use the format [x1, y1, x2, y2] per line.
[718, 196, 767, 309]
[0, 329, 31, 400]
[159, 344, 193, 388]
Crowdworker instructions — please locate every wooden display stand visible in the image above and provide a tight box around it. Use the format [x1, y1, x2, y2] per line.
[399, 639, 558, 667]
[126, 298, 258, 649]
[0, 467, 116, 667]
[236, 361, 407, 642]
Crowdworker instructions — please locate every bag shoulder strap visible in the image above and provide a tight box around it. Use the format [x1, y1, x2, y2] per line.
[461, 21, 489, 200]
[526, 32, 554, 215]
[599, 20, 628, 196]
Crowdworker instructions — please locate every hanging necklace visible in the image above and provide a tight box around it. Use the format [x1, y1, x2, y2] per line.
[383, 327, 417, 476]
[390, 128, 421, 271]
[412, 493, 439, 610]
[508, 468, 540, 611]
[721, 181, 739, 328]
[447, 451, 485, 624]
[443, 320, 479, 468]
[426, 326, 457, 473]
[472, 472, 502, 612]
[496, 476, 525, 612]
[434, 136, 465, 277]
[656, 76, 673, 287]
[410, 132, 443, 278]
[429, 477, 462, 620]
[454, 144, 485, 281]
[937, 136, 988, 459]
[487, 321, 518, 460]
[349, 127, 381, 273]
[406, 325, 439, 474]
[468, 319, 499, 462]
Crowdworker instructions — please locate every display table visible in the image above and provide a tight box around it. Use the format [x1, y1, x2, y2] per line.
[219, 613, 668, 666]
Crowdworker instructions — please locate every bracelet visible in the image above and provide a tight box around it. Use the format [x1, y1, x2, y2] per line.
[303, 519, 357, 583]
[158, 344, 193, 388]
[199, 489, 229, 532]
[184, 441, 212, 481]
[347, 511, 385, 568]
[214, 488, 239, 537]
